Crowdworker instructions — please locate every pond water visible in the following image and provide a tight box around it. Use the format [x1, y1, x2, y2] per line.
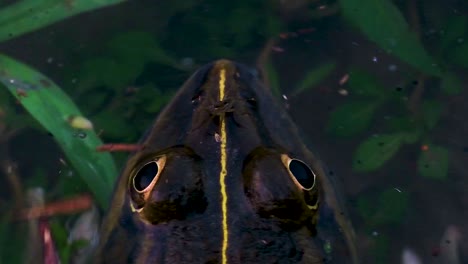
[0, 0, 466, 263]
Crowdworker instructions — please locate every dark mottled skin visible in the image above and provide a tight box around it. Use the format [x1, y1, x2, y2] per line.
[94, 60, 356, 264]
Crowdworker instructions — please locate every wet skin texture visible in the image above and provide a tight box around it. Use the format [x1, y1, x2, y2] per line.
[95, 60, 355, 264]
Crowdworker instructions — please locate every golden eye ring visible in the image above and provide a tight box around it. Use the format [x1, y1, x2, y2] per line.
[281, 154, 316, 191]
[130, 155, 167, 211]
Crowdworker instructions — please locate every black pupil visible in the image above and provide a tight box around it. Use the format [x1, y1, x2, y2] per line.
[289, 159, 315, 189]
[134, 162, 158, 191]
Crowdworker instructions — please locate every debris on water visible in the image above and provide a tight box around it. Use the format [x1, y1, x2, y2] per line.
[338, 88, 348, 96]
[68, 115, 93, 130]
[271, 46, 284, 52]
[401, 247, 422, 264]
[438, 225, 462, 264]
[388, 64, 398, 71]
[214, 132, 221, 143]
[181, 57, 194, 69]
[16, 88, 28, 97]
[59, 158, 67, 166]
[96, 143, 142, 152]
[73, 131, 87, 139]
[338, 74, 349, 85]
[372, 231, 379, 236]
[39, 79, 52, 87]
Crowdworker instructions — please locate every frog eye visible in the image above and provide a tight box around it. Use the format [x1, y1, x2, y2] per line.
[130, 156, 167, 212]
[281, 155, 316, 191]
[133, 161, 159, 192]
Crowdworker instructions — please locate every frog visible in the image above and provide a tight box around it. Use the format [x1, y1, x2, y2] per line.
[95, 59, 358, 264]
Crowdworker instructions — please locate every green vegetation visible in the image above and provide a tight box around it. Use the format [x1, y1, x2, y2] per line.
[0, 0, 126, 42]
[0, 0, 465, 263]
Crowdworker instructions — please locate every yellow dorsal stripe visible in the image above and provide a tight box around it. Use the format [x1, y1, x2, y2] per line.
[218, 68, 229, 264]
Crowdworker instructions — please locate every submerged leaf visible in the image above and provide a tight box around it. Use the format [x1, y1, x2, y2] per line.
[292, 62, 335, 96]
[0, 54, 117, 208]
[353, 133, 404, 172]
[450, 41, 468, 69]
[92, 110, 132, 140]
[107, 31, 178, 69]
[357, 188, 409, 228]
[422, 100, 443, 129]
[79, 57, 143, 92]
[440, 15, 467, 53]
[375, 189, 409, 225]
[340, 0, 441, 76]
[347, 68, 386, 97]
[385, 117, 422, 143]
[264, 60, 281, 97]
[418, 145, 449, 180]
[326, 101, 379, 137]
[441, 72, 463, 95]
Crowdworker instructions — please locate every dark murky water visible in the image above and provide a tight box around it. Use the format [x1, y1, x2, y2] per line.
[0, 1, 467, 263]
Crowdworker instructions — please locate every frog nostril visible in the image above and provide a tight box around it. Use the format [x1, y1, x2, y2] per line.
[133, 161, 159, 192]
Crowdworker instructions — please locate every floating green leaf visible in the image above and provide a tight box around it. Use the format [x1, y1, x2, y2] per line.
[353, 133, 404, 172]
[374, 188, 409, 225]
[422, 100, 443, 129]
[357, 188, 409, 227]
[347, 68, 386, 97]
[441, 72, 463, 95]
[340, 0, 442, 76]
[292, 62, 335, 96]
[0, 0, 126, 43]
[418, 145, 449, 180]
[326, 101, 379, 137]
[400, 130, 422, 144]
[0, 54, 117, 209]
